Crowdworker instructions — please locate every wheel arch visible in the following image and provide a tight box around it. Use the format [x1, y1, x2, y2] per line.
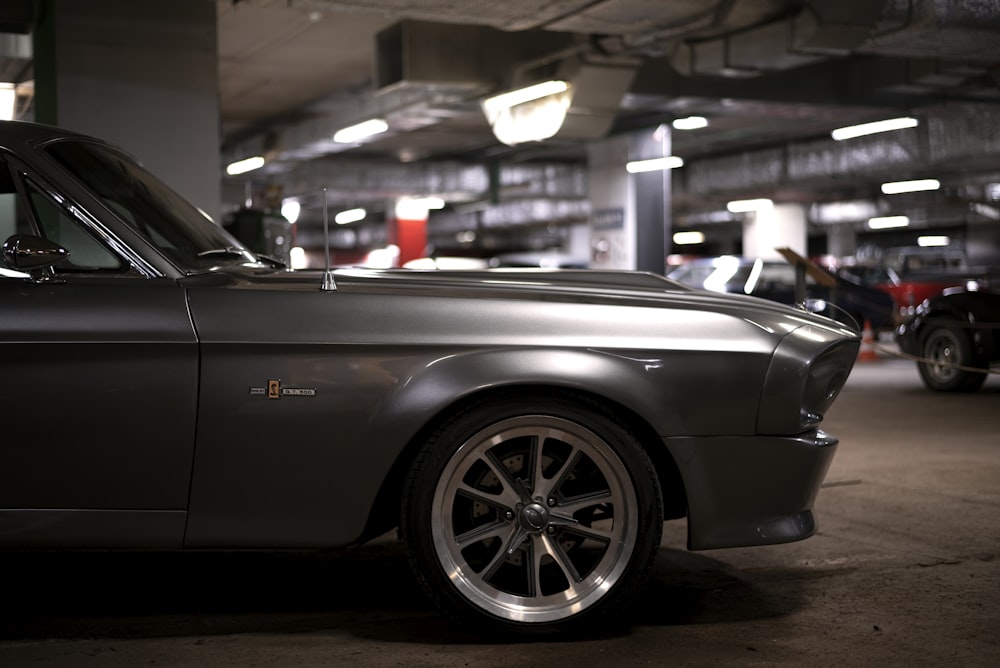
[360, 380, 688, 543]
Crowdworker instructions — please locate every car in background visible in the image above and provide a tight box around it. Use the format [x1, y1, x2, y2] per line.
[838, 264, 971, 321]
[896, 285, 1000, 392]
[402, 256, 491, 270]
[668, 256, 895, 332]
[839, 246, 981, 321]
[881, 245, 969, 275]
[1, 120, 861, 635]
[490, 251, 589, 269]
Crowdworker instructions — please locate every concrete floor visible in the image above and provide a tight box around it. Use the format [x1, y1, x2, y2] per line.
[1, 353, 997, 667]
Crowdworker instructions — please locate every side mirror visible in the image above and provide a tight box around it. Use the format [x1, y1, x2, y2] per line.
[2, 235, 71, 279]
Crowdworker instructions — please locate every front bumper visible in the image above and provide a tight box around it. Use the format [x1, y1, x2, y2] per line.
[664, 429, 838, 550]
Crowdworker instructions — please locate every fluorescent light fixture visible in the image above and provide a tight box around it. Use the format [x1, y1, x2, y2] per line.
[482, 81, 573, 146]
[626, 156, 684, 173]
[881, 179, 940, 195]
[335, 207, 366, 225]
[333, 118, 388, 144]
[726, 198, 773, 213]
[918, 235, 951, 247]
[226, 156, 265, 175]
[672, 231, 705, 245]
[396, 196, 444, 219]
[0, 82, 15, 121]
[280, 199, 301, 224]
[831, 117, 918, 141]
[867, 215, 910, 229]
[672, 116, 708, 130]
[408, 196, 445, 210]
[482, 80, 569, 114]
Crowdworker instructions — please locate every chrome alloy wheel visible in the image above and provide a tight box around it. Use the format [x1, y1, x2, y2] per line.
[430, 415, 638, 624]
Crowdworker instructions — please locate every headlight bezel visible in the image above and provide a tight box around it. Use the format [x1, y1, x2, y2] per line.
[756, 325, 860, 435]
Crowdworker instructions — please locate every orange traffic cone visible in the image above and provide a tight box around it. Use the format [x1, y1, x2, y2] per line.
[857, 319, 879, 362]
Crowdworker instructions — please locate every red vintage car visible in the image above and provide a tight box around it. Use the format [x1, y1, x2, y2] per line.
[840, 247, 979, 321]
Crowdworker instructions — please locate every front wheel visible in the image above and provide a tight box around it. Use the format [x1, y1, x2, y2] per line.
[917, 326, 986, 392]
[400, 392, 663, 635]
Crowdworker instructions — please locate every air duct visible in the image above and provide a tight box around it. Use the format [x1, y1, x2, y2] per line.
[669, 2, 890, 78]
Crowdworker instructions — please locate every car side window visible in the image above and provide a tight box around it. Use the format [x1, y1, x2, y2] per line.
[25, 178, 123, 271]
[0, 158, 31, 277]
[0, 155, 126, 276]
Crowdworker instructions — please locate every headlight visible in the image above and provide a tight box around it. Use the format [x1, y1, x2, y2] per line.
[756, 325, 860, 435]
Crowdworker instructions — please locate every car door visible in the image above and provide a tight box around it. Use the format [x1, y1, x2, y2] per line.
[0, 155, 198, 547]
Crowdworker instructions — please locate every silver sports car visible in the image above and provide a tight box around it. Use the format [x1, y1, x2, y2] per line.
[0, 121, 860, 634]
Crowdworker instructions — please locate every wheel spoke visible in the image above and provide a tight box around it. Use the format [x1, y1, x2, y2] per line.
[454, 518, 516, 549]
[534, 443, 583, 501]
[555, 488, 615, 517]
[563, 521, 615, 544]
[527, 433, 543, 495]
[538, 532, 582, 585]
[455, 478, 518, 513]
[476, 529, 527, 582]
[476, 453, 524, 508]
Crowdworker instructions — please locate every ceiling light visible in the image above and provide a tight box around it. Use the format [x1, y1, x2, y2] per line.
[482, 81, 572, 146]
[395, 196, 444, 219]
[333, 118, 388, 144]
[412, 196, 445, 210]
[831, 117, 918, 141]
[918, 235, 951, 247]
[672, 116, 708, 130]
[673, 231, 705, 245]
[226, 156, 265, 176]
[280, 199, 301, 224]
[0, 83, 16, 121]
[726, 198, 773, 213]
[335, 207, 366, 225]
[482, 80, 569, 114]
[868, 215, 909, 229]
[626, 156, 684, 173]
[881, 179, 940, 194]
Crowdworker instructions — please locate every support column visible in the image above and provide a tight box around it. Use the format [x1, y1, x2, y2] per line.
[743, 203, 807, 260]
[826, 223, 858, 258]
[587, 126, 672, 273]
[391, 198, 428, 266]
[33, 0, 221, 221]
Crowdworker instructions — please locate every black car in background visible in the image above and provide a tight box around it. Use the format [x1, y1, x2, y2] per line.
[668, 256, 895, 332]
[896, 286, 1000, 392]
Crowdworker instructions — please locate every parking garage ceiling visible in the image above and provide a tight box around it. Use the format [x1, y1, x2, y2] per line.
[5, 0, 1000, 235]
[210, 0, 1000, 231]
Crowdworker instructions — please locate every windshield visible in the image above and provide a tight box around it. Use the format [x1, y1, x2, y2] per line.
[44, 139, 256, 273]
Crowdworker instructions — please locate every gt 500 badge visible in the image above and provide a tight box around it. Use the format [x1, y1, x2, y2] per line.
[249, 379, 317, 399]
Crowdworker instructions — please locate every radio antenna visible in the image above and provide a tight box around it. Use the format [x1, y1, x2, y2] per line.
[321, 187, 337, 291]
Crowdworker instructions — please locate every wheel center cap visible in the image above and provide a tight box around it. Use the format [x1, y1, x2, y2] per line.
[520, 502, 550, 531]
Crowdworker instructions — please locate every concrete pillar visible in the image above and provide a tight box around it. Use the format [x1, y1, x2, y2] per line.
[743, 203, 807, 260]
[33, 0, 221, 221]
[391, 198, 428, 266]
[587, 126, 672, 273]
[826, 223, 858, 259]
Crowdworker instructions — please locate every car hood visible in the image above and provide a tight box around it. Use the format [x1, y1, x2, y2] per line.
[183, 265, 856, 338]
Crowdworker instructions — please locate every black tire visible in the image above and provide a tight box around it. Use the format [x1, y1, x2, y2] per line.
[917, 326, 987, 392]
[400, 390, 663, 635]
